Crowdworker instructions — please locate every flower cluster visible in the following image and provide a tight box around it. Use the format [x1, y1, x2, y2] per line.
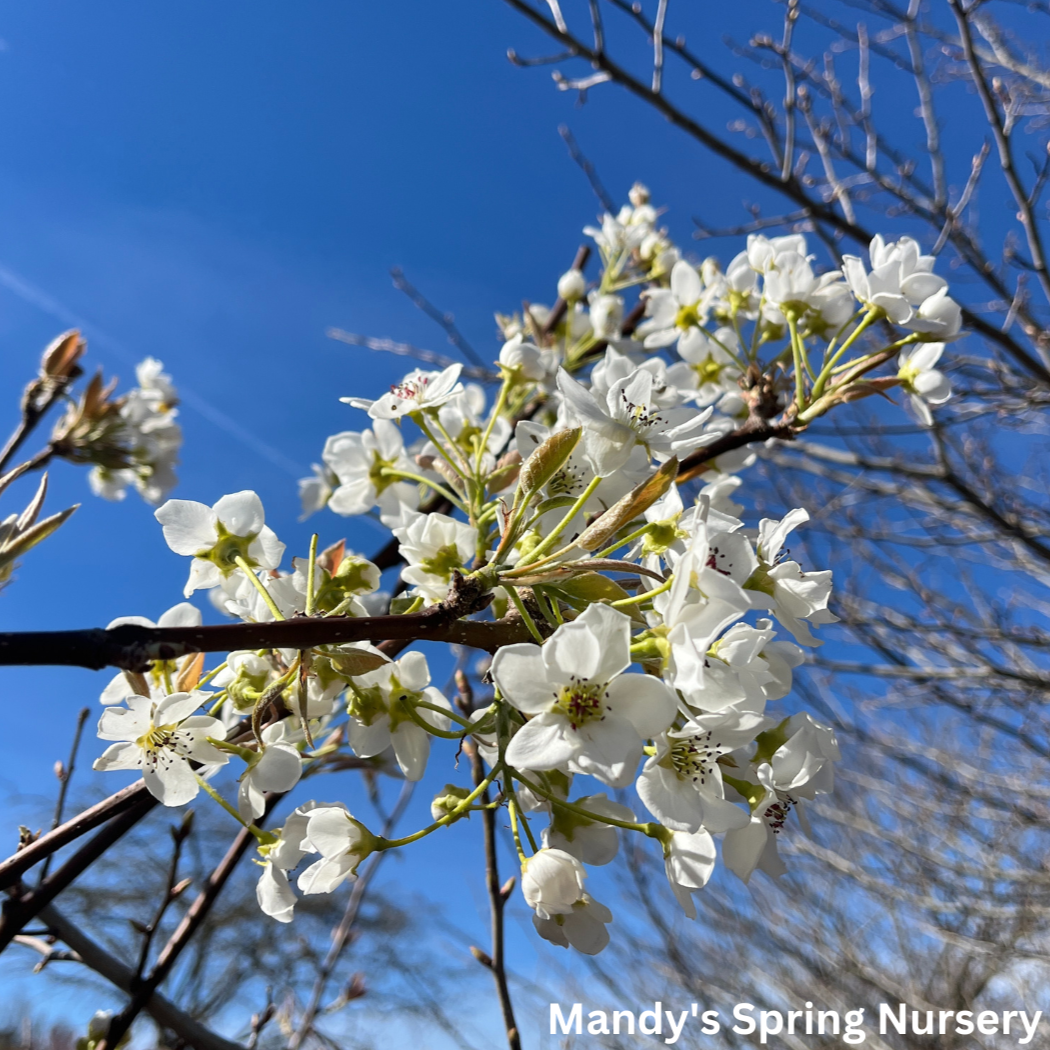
[91, 187, 960, 957]
[53, 357, 182, 505]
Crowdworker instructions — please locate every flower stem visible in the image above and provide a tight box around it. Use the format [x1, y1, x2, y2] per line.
[233, 556, 285, 621]
[503, 584, 545, 644]
[305, 533, 319, 618]
[511, 474, 602, 569]
[610, 574, 674, 607]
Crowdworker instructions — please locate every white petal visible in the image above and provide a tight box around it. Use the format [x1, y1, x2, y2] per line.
[214, 490, 265, 536]
[605, 673, 677, 738]
[670, 260, 703, 305]
[574, 604, 631, 682]
[154, 500, 217, 556]
[143, 756, 199, 807]
[505, 713, 578, 771]
[391, 722, 430, 781]
[491, 644, 555, 714]
[542, 620, 600, 683]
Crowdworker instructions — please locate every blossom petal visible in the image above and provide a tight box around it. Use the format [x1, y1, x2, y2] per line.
[605, 673, 677, 738]
[505, 712, 578, 771]
[154, 499, 217, 555]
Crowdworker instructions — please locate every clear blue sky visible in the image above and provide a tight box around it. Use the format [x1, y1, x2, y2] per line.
[0, 1, 978, 1041]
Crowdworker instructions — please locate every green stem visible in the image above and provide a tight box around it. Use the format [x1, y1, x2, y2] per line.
[402, 702, 475, 740]
[511, 474, 602, 569]
[810, 306, 879, 400]
[610, 574, 674, 607]
[380, 468, 466, 512]
[786, 312, 808, 412]
[504, 583, 545, 644]
[233, 556, 285, 622]
[195, 775, 248, 829]
[305, 533, 319, 618]
[382, 764, 502, 848]
[511, 769, 659, 836]
[475, 377, 510, 475]
[594, 521, 656, 560]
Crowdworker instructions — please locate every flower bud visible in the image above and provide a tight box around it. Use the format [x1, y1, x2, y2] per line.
[521, 847, 586, 919]
[431, 783, 474, 821]
[518, 427, 581, 498]
[499, 333, 547, 381]
[628, 181, 651, 207]
[557, 268, 587, 302]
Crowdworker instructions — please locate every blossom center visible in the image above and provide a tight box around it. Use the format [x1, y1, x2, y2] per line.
[135, 722, 190, 768]
[618, 390, 663, 435]
[553, 676, 609, 730]
[668, 730, 721, 786]
[419, 543, 464, 581]
[391, 376, 429, 402]
[675, 302, 702, 330]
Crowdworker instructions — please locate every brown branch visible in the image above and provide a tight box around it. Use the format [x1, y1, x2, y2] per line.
[0, 794, 157, 951]
[36, 903, 245, 1050]
[466, 730, 520, 1050]
[98, 793, 287, 1050]
[0, 779, 151, 892]
[500, 0, 1050, 386]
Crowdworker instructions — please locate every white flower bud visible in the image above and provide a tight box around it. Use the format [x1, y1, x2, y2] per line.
[499, 333, 548, 381]
[557, 267, 587, 302]
[628, 181, 651, 207]
[521, 848, 586, 919]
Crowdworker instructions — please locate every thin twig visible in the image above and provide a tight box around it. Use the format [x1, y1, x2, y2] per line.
[652, 0, 668, 93]
[558, 126, 616, 213]
[289, 781, 415, 1048]
[37, 706, 90, 885]
[325, 330, 496, 381]
[36, 903, 244, 1050]
[389, 268, 487, 370]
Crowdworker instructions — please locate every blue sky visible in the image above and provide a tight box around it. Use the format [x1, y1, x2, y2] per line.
[0, 0, 993, 1042]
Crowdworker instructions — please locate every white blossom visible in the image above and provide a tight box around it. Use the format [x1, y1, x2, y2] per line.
[93, 691, 227, 806]
[154, 490, 284, 598]
[493, 604, 677, 787]
[341, 363, 464, 420]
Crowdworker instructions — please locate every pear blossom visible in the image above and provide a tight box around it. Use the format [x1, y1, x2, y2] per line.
[905, 287, 962, 340]
[394, 510, 477, 603]
[723, 716, 839, 883]
[237, 720, 304, 822]
[155, 490, 284, 598]
[493, 604, 677, 787]
[665, 326, 744, 407]
[897, 342, 952, 425]
[761, 251, 854, 329]
[256, 802, 320, 923]
[499, 333, 549, 382]
[93, 691, 227, 806]
[542, 793, 635, 865]
[637, 711, 762, 833]
[520, 847, 587, 919]
[345, 649, 452, 780]
[556, 267, 587, 301]
[557, 366, 718, 476]
[341, 363, 464, 420]
[745, 508, 838, 646]
[297, 804, 378, 894]
[637, 260, 713, 357]
[87, 357, 182, 506]
[663, 827, 717, 919]
[533, 894, 613, 955]
[319, 420, 418, 520]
